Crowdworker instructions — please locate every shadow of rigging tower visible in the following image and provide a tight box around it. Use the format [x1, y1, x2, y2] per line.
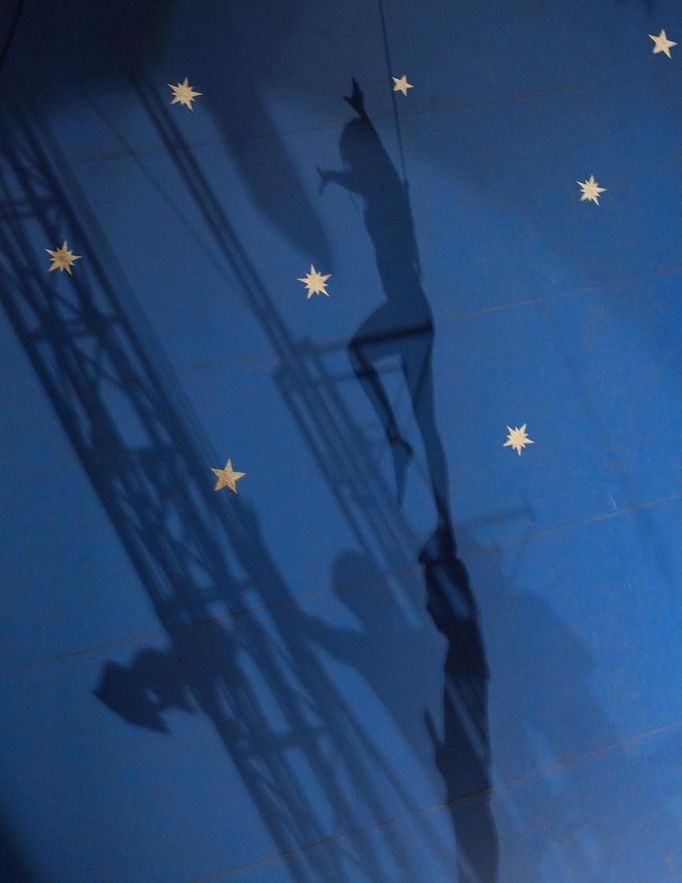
[0, 96, 446, 881]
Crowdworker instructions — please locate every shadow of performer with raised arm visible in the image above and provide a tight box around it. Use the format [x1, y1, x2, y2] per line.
[320, 80, 498, 880]
[319, 79, 452, 555]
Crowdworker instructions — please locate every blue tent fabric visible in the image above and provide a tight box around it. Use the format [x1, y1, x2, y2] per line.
[1, 1, 682, 880]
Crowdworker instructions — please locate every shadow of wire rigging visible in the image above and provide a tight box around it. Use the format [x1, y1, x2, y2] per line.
[132, 74, 502, 883]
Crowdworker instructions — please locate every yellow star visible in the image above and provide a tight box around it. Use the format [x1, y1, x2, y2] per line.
[649, 29, 676, 59]
[577, 175, 606, 205]
[504, 424, 534, 456]
[168, 77, 202, 110]
[297, 264, 331, 298]
[45, 241, 81, 275]
[392, 74, 414, 96]
[211, 458, 246, 493]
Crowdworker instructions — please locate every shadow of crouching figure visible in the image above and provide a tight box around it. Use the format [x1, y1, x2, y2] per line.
[422, 531, 499, 883]
[318, 80, 452, 544]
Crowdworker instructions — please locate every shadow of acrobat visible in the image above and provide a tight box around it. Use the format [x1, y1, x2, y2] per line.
[319, 79, 452, 550]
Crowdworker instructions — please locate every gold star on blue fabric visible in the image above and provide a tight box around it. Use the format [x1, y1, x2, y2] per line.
[504, 424, 534, 456]
[298, 265, 331, 298]
[212, 459, 246, 493]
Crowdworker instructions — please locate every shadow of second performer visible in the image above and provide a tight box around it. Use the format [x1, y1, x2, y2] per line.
[422, 530, 498, 883]
[319, 80, 452, 549]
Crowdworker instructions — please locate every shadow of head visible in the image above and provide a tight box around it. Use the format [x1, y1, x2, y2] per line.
[93, 649, 192, 733]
